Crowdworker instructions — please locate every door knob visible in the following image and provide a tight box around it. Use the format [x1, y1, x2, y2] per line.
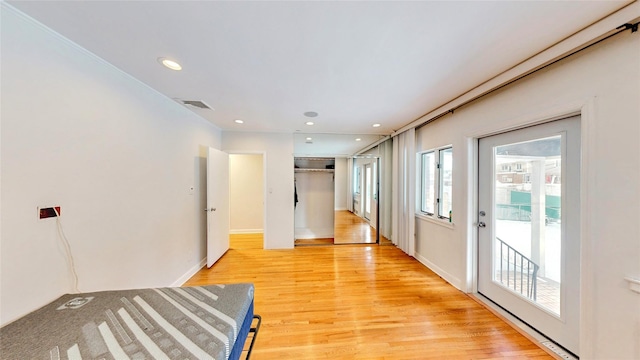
[478, 222, 486, 228]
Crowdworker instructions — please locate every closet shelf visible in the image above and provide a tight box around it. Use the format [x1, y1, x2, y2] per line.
[295, 168, 334, 173]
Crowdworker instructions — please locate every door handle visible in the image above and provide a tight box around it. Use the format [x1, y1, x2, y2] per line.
[204, 208, 217, 212]
[478, 222, 486, 228]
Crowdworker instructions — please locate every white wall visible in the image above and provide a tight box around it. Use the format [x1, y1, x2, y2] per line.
[414, 30, 639, 359]
[229, 154, 264, 233]
[334, 157, 347, 210]
[1, 7, 222, 325]
[222, 132, 294, 249]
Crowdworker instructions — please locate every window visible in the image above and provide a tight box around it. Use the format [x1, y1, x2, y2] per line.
[438, 147, 453, 219]
[420, 146, 453, 221]
[421, 152, 435, 214]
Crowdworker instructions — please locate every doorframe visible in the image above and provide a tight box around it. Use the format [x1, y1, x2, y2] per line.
[466, 97, 596, 356]
[227, 151, 268, 249]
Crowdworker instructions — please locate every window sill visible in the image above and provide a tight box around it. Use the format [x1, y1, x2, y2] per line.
[415, 213, 455, 229]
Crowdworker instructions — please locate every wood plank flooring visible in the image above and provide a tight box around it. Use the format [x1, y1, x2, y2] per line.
[185, 234, 553, 359]
[334, 210, 377, 244]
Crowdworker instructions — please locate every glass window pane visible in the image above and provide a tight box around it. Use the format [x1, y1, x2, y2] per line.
[438, 148, 453, 218]
[493, 135, 561, 315]
[365, 165, 372, 213]
[421, 152, 435, 214]
[373, 163, 377, 199]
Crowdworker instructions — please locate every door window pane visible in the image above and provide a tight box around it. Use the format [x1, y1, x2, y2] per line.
[365, 165, 372, 214]
[493, 135, 561, 315]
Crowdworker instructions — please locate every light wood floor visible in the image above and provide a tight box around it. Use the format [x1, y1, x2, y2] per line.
[185, 234, 552, 359]
[334, 210, 379, 244]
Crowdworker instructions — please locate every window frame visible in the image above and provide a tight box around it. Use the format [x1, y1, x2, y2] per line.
[419, 145, 453, 222]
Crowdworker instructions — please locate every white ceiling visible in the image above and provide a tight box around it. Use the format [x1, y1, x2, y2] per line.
[7, 0, 630, 154]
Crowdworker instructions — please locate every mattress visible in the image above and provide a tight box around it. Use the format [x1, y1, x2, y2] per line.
[0, 283, 255, 360]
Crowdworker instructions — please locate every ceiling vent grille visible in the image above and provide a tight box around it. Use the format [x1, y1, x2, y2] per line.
[176, 99, 213, 110]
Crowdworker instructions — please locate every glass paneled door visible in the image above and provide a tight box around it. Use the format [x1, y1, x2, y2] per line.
[364, 163, 374, 220]
[477, 117, 580, 355]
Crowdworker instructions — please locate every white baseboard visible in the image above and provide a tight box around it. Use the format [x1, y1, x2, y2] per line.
[414, 252, 463, 291]
[230, 228, 263, 234]
[334, 207, 348, 211]
[172, 257, 207, 287]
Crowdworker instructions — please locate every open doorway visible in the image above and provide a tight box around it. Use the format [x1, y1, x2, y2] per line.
[229, 153, 265, 249]
[294, 157, 336, 246]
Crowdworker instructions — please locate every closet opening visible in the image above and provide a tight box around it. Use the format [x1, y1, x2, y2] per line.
[294, 157, 336, 246]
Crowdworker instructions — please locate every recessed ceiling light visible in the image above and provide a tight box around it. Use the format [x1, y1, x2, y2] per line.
[304, 111, 318, 118]
[355, 138, 361, 141]
[373, 123, 381, 128]
[234, 119, 244, 124]
[158, 57, 182, 71]
[306, 121, 314, 126]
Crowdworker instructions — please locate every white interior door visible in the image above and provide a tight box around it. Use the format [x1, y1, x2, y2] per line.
[206, 147, 230, 268]
[477, 117, 580, 355]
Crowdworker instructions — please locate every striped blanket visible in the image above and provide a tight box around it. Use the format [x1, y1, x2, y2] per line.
[0, 284, 254, 360]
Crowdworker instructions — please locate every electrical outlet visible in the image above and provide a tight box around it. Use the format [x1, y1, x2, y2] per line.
[39, 206, 60, 219]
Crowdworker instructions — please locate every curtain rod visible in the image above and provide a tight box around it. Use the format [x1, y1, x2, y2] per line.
[354, 135, 391, 155]
[389, 5, 640, 137]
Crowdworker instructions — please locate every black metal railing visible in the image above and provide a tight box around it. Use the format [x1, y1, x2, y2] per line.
[496, 237, 539, 301]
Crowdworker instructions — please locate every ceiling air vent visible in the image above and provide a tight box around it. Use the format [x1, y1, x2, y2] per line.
[176, 99, 213, 110]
